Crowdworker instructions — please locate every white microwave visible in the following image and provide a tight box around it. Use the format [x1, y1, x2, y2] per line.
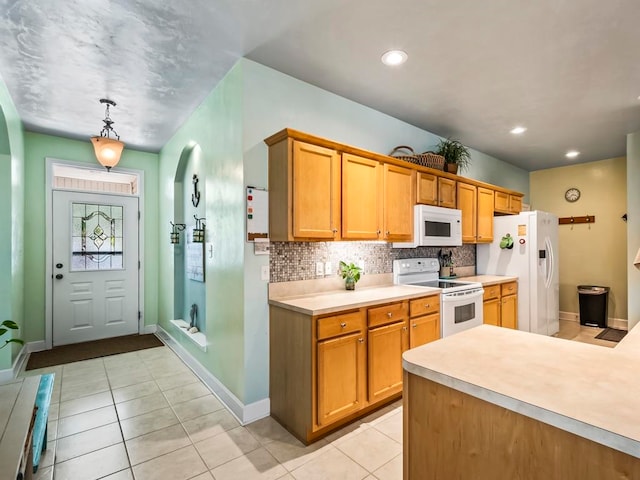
[394, 204, 462, 247]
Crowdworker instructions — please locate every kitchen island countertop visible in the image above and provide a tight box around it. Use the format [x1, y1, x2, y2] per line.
[403, 324, 640, 459]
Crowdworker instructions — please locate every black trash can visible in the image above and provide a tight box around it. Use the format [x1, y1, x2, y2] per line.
[577, 285, 609, 328]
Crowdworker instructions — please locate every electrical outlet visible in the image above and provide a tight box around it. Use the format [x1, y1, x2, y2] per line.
[324, 261, 333, 276]
[261, 265, 269, 281]
[315, 262, 324, 276]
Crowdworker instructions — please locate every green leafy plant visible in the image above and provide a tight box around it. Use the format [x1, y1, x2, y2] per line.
[339, 261, 362, 290]
[435, 138, 471, 173]
[0, 320, 24, 349]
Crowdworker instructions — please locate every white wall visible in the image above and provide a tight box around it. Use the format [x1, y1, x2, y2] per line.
[627, 132, 640, 329]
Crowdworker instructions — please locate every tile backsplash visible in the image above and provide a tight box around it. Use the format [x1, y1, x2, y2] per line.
[269, 242, 475, 283]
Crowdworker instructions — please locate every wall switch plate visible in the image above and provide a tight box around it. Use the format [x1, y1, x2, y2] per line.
[261, 265, 269, 281]
[324, 261, 332, 276]
[315, 262, 324, 276]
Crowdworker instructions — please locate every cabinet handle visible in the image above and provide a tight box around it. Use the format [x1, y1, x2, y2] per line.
[340, 322, 347, 328]
[387, 312, 393, 318]
[403, 326, 408, 331]
[358, 338, 365, 343]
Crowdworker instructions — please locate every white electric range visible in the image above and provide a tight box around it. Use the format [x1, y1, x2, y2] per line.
[393, 258, 484, 338]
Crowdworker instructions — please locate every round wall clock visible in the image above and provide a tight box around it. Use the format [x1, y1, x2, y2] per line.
[564, 187, 581, 203]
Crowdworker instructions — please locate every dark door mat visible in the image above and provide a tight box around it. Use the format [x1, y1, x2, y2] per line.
[26, 334, 164, 370]
[594, 328, 628, 343]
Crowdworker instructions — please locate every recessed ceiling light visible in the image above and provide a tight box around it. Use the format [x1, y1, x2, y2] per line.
[381, 50, 408, 66]
[565, 150, 580, 159]
[510, 126, 527, 135]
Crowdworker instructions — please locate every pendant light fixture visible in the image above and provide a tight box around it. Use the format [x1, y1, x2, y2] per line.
[91, 98, 125, 171]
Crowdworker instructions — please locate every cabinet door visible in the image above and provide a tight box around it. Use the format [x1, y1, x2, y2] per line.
[367, 321, 408, 403]
[317, 331, 366, 426]
[483, 298, 500, 326]
[457, 182, 477, 243]
[292, 141, 341, 239]
[417, 172, 438, 205]
[409, 313, 440, 349]
[438, 177, 457, 208]
[501, 294, 518, 329]
[382, 164, 415, 241]
[509, 195, 523, 214]
[494, 191, 510, 214]
[476, 187, 494, 243]
[342, 154, 382, 239]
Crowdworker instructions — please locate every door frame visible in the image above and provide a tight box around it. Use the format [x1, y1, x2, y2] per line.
[45, 158, 145, 350]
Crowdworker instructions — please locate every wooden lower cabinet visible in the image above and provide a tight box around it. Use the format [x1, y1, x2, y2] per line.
[317, 331, 366, 426]
[483, 281, 518, 329]
[270, 296, 440, 444]
[367, 321, 408, 403]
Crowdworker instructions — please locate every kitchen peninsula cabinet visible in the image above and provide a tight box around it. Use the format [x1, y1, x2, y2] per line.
[458, 182, 494, 243]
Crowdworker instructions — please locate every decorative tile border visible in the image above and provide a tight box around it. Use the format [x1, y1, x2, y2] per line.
[269, 242, 476, 283]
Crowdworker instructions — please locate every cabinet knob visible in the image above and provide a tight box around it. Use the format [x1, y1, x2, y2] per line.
[340, 322, 347, 328]
[387, 312, 393, 318]
[332, 228, 338, 234]
[403, 326, 408, 331]
[358, 338, 365, 343]
[425, 304, 430, 308]
[386, 231, 390, 236]
[377, 230, 381, 235]
[412, 323, 417, 328]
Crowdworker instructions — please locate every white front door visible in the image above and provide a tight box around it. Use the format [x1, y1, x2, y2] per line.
[52, 190, 139, 346]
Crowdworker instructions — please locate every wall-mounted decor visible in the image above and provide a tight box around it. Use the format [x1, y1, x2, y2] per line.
[192, 215, 205, 243]
[192, 174, 201, 207]
[170, 221, 186, 244]
[247, 186, 268, 242]
[186, 225, 205, 282]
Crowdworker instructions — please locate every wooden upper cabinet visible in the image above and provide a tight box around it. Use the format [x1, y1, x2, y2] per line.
[382, 164, 415, 241]
[342, 154, 382, 240]
[292, 141, 341, 240]
[457, 182, 477, 243]
[476, 187, 494, 243]
[268, 137, 340, 241]
[416, 172, 438, 205]
[417, 173, 456, 209]
[438, 178, 457, 208]
[495, 191, 524, 215]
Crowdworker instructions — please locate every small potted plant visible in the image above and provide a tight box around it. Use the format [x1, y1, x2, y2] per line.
[435, 138, 471, 174]
[339, 261, 362, 291]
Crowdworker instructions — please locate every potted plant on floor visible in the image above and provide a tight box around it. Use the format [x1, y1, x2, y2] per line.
[0, 320, 24, 349]
[339, 261, 362, 291]
[435, 138, 471, 174]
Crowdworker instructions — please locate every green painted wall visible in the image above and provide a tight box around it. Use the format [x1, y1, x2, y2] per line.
[23, 132, 160, 342]
[158, 63, 245, 400]
[0, 74, 25, 370]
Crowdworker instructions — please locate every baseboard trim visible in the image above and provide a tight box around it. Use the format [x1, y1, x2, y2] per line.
[143, 324, 158, 334]
[560, 311, 628, 330]
[155, 326, 270, 425]
[0, 345, 28, 382]
[28, 340, 47, 353]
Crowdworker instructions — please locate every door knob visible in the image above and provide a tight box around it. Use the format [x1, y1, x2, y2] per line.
[56, 263, 63, 269]
[55, 274, 63, 280]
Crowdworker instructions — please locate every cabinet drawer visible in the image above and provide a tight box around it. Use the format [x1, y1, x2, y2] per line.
[409, 295, 440, 318]
[483, 284, 501, 301]
[368, 301, 408, 328]
[501, 281, 518, 296]
[317, 311, 364, 341]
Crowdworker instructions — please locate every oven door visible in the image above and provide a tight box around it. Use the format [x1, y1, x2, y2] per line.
[441, 288, 484, 337]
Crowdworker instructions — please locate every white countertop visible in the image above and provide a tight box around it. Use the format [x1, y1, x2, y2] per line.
[403, 325, 640, 459]
[269, 284, 441, 316]
[457, 274, 518, 285]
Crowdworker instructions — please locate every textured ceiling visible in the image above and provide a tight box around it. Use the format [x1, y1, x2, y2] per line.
[0, 0, 639, 171]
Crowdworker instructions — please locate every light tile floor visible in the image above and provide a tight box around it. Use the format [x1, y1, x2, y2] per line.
[20, 345, 403, 480]
[19, 321, 617, 480]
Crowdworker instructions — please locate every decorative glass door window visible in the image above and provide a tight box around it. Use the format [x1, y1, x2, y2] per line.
[71, 203, 124, 271]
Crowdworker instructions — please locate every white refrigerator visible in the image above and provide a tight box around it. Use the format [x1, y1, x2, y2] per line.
[476, 211, 559, 336]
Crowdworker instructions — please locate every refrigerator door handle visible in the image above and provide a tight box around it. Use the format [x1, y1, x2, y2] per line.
[544, 237, 554, 289]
